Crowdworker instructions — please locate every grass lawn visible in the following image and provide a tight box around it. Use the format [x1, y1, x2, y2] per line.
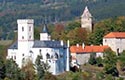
[0, 40, 13, 45]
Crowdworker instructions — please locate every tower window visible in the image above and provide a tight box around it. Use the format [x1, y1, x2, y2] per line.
[29, 36, 31, 39]
[22, 27, 24, 31]
[14, 56, 16, 59]
[22, 36, 24, 39]
[29, 26, 31, 31]
[22, 54, 24, 56]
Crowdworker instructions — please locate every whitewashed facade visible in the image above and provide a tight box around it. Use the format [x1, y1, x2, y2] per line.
[7, 19, 70, 75]
[81, 6, 92, 32]
[103, 32, 125, 55]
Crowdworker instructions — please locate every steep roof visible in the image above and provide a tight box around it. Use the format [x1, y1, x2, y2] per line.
[70, 45, 109, 53]
[42, 23, 48, 33]
[81, 6, 92, 18]
[104, 32, 125, 38]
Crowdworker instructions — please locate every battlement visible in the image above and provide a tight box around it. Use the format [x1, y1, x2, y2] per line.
[17, 19, 34, 24]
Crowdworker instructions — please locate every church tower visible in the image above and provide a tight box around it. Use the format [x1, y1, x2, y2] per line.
[81, 6, 92, 32]
[40, 23, 51, 41]
[17, 19, 34, 67]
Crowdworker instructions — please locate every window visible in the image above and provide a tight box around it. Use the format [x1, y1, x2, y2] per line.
[117, 48, 120, 55]
[29, 26, 31, 31]
[29, 36, 31, 39]
[22, 58, 25, 64]
[54, 53, 58, 59]
[22, 36, 24, 39]
[105, 39, 107, 42]
[46, 53, 50, 59]
[22, 27, 24, 31]
[14, 56, 16, 59]
[39, 49, 41, 54]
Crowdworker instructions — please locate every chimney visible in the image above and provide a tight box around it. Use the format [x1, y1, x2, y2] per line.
[76, 44, 79, 47]
[67, 40, 70, 47]
[82, 43, 85, 49]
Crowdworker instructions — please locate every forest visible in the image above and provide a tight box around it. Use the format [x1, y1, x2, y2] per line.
[0, 0, 125, 39]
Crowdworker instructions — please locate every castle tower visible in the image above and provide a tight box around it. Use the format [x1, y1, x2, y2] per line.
[40, 23, 51, 41]
[81, 6, 92, 32]
[17, 19, 34, 67]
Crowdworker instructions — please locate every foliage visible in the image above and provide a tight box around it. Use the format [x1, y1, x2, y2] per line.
[103, 48, 118, 76]
[88, 16, 125, 45]
[57, 71, 93, 80]
[34, 27, 40, 40]
[35, 54, 50, 80]
[66, 21, 81, 31]
[21, 59, 36, 80]
[5, 59, 25, 80]
[89, 56, 96, 65]
[66, 27, 88, 45]
[43, 72, 57, 80]
[118, 51, 125, 72]
[96, 57, 103, 67]
[0, 55, 5, 79]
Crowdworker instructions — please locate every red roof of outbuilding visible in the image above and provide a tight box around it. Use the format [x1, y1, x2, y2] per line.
[104, 32, 125, 38]
[70, 45, 109, 53]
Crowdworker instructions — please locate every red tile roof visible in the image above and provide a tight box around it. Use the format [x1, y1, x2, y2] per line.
[70, 45, 109, 53]
[104, 32, 125, 38]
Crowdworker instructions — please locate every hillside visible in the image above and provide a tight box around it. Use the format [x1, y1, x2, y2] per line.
[0, 0, 125, 39]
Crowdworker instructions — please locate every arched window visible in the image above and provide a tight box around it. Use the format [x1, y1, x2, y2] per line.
[54, 53, 58, 59]
[46, 53, 50, 59]
[39, 49, 41, 54]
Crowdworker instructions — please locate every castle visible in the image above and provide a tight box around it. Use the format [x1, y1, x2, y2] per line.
[7, 19, 70, 75]
[81, 6, 93, 32]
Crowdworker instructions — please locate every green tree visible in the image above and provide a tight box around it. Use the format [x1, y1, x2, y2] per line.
[67, 27, 88, 45]
[89, 53, 96, 65]
[35, 55, 50, 80]
[5, 59, 25, 80]
[0, 55, 5, 79]
[21, 59, 36, 80]
[66, 21, 81, 31]
[118, 50, 125, 72]
[88, 16, 125, 45]
[103, 48, 118, 76]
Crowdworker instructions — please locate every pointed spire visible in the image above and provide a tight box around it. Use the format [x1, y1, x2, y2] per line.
[81, 6, 92, 18]
[42, 17, 48, 33]
[42, 23, 48, 33]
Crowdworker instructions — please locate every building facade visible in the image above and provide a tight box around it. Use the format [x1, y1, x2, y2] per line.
[70, 44, 108, 67]
[103, 32, 125, 55]
[81, 6, 92, 32]
[7, 19, 70, 75]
